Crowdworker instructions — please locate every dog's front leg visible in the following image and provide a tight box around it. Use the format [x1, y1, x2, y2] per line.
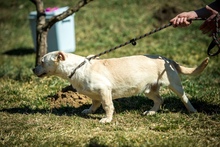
[82, 100, 101, 114]
[99, 90, 114, 123]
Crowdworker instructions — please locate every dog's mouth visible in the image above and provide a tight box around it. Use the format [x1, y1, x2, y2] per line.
[33, 68, 47, 78]
[37, 72, 47, 77]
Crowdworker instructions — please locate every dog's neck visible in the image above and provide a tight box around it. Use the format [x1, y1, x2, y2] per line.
[55, 54, 88, 80]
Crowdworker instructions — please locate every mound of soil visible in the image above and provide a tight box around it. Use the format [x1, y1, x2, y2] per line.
[153, 4, 181, 25]
[48, 85, 91, 109]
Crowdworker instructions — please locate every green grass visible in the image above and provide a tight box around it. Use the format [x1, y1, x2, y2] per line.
[1, 0, 220, 146]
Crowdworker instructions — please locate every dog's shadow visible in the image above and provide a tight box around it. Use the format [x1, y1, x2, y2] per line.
[1, 85, 220, 118]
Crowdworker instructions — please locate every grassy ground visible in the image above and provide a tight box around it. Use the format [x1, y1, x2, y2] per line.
[1, 0, 220, 146]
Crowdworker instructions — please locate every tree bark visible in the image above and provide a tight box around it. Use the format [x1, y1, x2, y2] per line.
[30, 0, 94, 66]
[30, 0, 47, 66]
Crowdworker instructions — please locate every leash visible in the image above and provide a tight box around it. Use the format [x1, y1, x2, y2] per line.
[68, 22, 175, 78]
[69, 17, 219, 78]
[207, 13, 220, 56]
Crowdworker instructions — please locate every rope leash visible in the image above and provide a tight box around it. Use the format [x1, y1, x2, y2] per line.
[207, 13, 220, 56]
[68, 23, 174, 78]
[69, 17, 219, 78]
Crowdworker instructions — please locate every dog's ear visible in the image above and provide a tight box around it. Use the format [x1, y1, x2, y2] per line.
[57, 52, 66, 61]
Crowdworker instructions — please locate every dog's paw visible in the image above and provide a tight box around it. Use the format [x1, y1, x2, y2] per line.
[99, 118, 112, 123]
[81, 109, 92, 114]
[143, 111, 156, 116]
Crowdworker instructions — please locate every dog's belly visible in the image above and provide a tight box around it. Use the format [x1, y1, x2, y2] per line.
[111, 85, 143, 99]
[75, 84, 144, 100]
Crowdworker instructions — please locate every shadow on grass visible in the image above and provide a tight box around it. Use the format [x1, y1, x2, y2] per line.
[163, 97, 220, 114]
[3, 47, 35, 56]
[1, 97, 220, 118]
[1, 85, 220, 118]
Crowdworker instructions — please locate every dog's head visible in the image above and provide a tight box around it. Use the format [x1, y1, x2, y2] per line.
[33, 51, 66, 77]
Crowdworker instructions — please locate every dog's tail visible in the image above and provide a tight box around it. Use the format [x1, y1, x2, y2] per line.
[173, 57, 209, 76]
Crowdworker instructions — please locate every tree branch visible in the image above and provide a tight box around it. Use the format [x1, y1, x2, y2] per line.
[42, 0, 94, 31]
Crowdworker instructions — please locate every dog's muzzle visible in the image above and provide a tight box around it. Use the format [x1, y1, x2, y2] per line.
[32, 67, 47, 77]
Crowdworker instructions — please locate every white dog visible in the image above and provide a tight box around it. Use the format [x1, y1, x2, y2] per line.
[33, 51, 209, 123]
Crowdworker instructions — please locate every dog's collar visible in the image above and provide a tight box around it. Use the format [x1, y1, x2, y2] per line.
[68, 58, 90, 78]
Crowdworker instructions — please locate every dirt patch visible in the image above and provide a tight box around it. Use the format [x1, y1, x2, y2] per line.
[153, 4, 181, 25]
[48, 85, 91, 109]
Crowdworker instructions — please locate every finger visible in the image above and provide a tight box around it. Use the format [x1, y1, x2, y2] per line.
[170, 17, 177, 22]
[172, 19, 178, 26]
[180, 18, 184, 24]
[183, 17, 190, 26]
[171, 19, 176, 26]
[176, 18, 182, 25]
[170, 17, 177, 25]
[177, 18, 189, 27]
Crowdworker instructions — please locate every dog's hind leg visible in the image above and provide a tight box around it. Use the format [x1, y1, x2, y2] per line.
[143, 85, 163, 115]
[82, 100, 101, 114]
[169, 81, 197, 113]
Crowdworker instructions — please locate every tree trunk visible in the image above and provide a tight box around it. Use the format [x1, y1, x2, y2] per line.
[30, 0, 94, 66]
[36, 31, 48, 65]
[30, 0, 47, 66]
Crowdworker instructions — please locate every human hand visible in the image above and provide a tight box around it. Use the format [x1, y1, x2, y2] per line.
[170, 11, 198, 27]
[199, 5, 219, 35]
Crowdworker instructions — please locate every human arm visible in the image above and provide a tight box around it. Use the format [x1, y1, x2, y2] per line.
[170, 0, 220, 27]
